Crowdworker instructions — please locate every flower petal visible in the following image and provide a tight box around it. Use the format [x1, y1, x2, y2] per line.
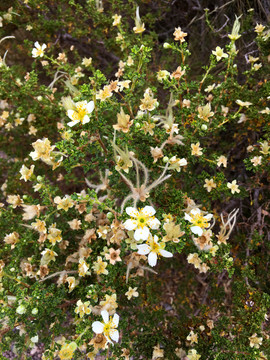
[123, 219, 137, 231]
[148, 251, 157, 267]
[86, 101, 95, 113]
[148, 217, 161, 230]
[190, 226, 203, 236]
[67, 109, 75, 121]
[184, 213, 192, 222]
[137, 243, 150, 255]
[67, 120, 80, 127]
[92, 321, 104, 334]
[190, 208, 201, 216]
[101, 310, 109, 323]
[125, 207, 139, 217]
[160, 249, 173, 258]
[141, 206, 156, 217]
[112, 313, 119, 327]
[82, 115, 90, 124]
[134, 226, 149, 240]
[204, 214, 213, 220]
[110, 329, 119, 342]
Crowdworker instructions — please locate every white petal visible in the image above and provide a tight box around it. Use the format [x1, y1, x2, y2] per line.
[148, 252, 157, 267]
[32, 49, 38, 57]
[67, 109, 75, 120]
[67, 120, 79, 127]
[134, 226, 149, 240]
[86, 101, 95, 113]
[41, 44, 47, 50]
[112, 313, 119, 327]
[190, 208, 201, 216]
[101, 310, 109, 323]
[110, 329, 119, 342]
[82, 115, 90, 124]
[190, 226, 203, 236]
[34, 41, 40, 48]
[141, 206, 156, 217]
[123, 219, 137, 231]
[184, 213, 192, 222]
[137, 243, 150, 255]
[126, 207, 139, 217]
[148, 218, 161, 230]
[92, 321, 104, 334]
[204, 214, 213, 220]
[160, 249, 173, 258]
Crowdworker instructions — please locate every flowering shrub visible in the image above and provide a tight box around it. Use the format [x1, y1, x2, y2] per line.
[0, 1, 270, 359]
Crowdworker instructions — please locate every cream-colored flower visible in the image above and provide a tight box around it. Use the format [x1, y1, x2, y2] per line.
[197, 103, 214, 122]
[112, 14, 121, 26]
[113, 107, 133, 133]
[187, 349, 201, 360]
[4, 232, 19, 249]
[212, 46, 228, 61]
[66, 276, 78, 292]
[236, 99, 252, 107]
[137, 234, 173, 267]
[32, 42, 46, 58]
[92, 256, 108, 275]
[47, 223, 62, 245]
[82, 57, 92, 66]
[75, 300, 91, 318]
[185, 208, 213, 236]
[100, 293, 118, 314]
[171, 66, 185, 80]
[58, 342, 77, 360]
[227, 180, 240, 194]
[31, 219, 47, 234]
[193, 229, 213, 251]
[67, 100, 94, 127]
[30, 138, 55, 164]
[68, 218, 82, 230]
[133, 7, 145, 33]
[123, 206, 160, 241]
[204, 178, 217, 192]
[249, 333, 263, 348]
[96, 85, 113, 101]
[157, 70, 170, 81]
[78, 259, 90, 277]
[92, 310, 119, 343]
[191, 142, 203, 156]
[125, 287, 139, 300]
[7, 195, 24, 208]
[260, 140, 269, 155]
[54, 195, 74, 211]
[40, 248, 57, 266]
[150, 146, 163, 163]
[19, 165, 34, 182]
[140, 89, 158, 111]
[187, 330, 198, 344]
[251, 156, 262, 166]
[152, 344, 164, 359]
[255, 24, 265, 33]
[168, 156, 187, 172]
[173, 27, 187, 42]
[217, 155, 227, 167]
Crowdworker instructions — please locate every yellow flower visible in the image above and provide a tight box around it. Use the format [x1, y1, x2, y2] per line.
[59, 342, 77, 360]
[236, 99, 252, 107]
[112, 14, 121, 26]
[139, 88, 158, 111]
[74, 300, 91, 318]
[204, 178, 217, 192]
[31, 219, 47, 234]
[197, 103, 214, 122]
[82, 57, 92, 66]
[125, 287, 139, 300]
[187, 330, 198, 344]
[96, 85, 113, 101]
[40, 248, 58, 266]
[30, 138, 55, 164]
[217, 155, 227, 167]
[19, 164, 35, 182]
[228, 15, 241, 41]
[212, 46, 228, 61]
[92, 256, 108, 275]
[227, 180, 240, 194]
[249, 333, 263, 348]
[54, 195, 74, 211]
[32, 42, 46, 58]
[191, 142, 203, 156]
[78, 259, 90, 277]
[48, 224, 62, 245]
[255, 23, 265, 33]
[260, 140, 269, 155]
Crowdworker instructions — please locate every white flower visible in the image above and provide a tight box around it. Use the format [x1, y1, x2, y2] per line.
[19, 164, 35, 182]
[123, 206, 161, 241]
[212, 46, 228, 61]
[137, 234, 173, 267]
[92, 310, 119, 343]
[67, 100, 94, 127]
[184, 208, 213, 237]
[227, 180, 240, 194]
[32, 42, 46, 58]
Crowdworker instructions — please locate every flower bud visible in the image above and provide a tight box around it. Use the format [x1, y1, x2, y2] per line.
[163, 156, 169, 163]
[163, 42, 171, 49]
[201, 124, 208, 130]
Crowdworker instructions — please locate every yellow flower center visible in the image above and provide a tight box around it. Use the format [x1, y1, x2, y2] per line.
[103, 319, 116, 338]
[191, 214, 209, 229]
